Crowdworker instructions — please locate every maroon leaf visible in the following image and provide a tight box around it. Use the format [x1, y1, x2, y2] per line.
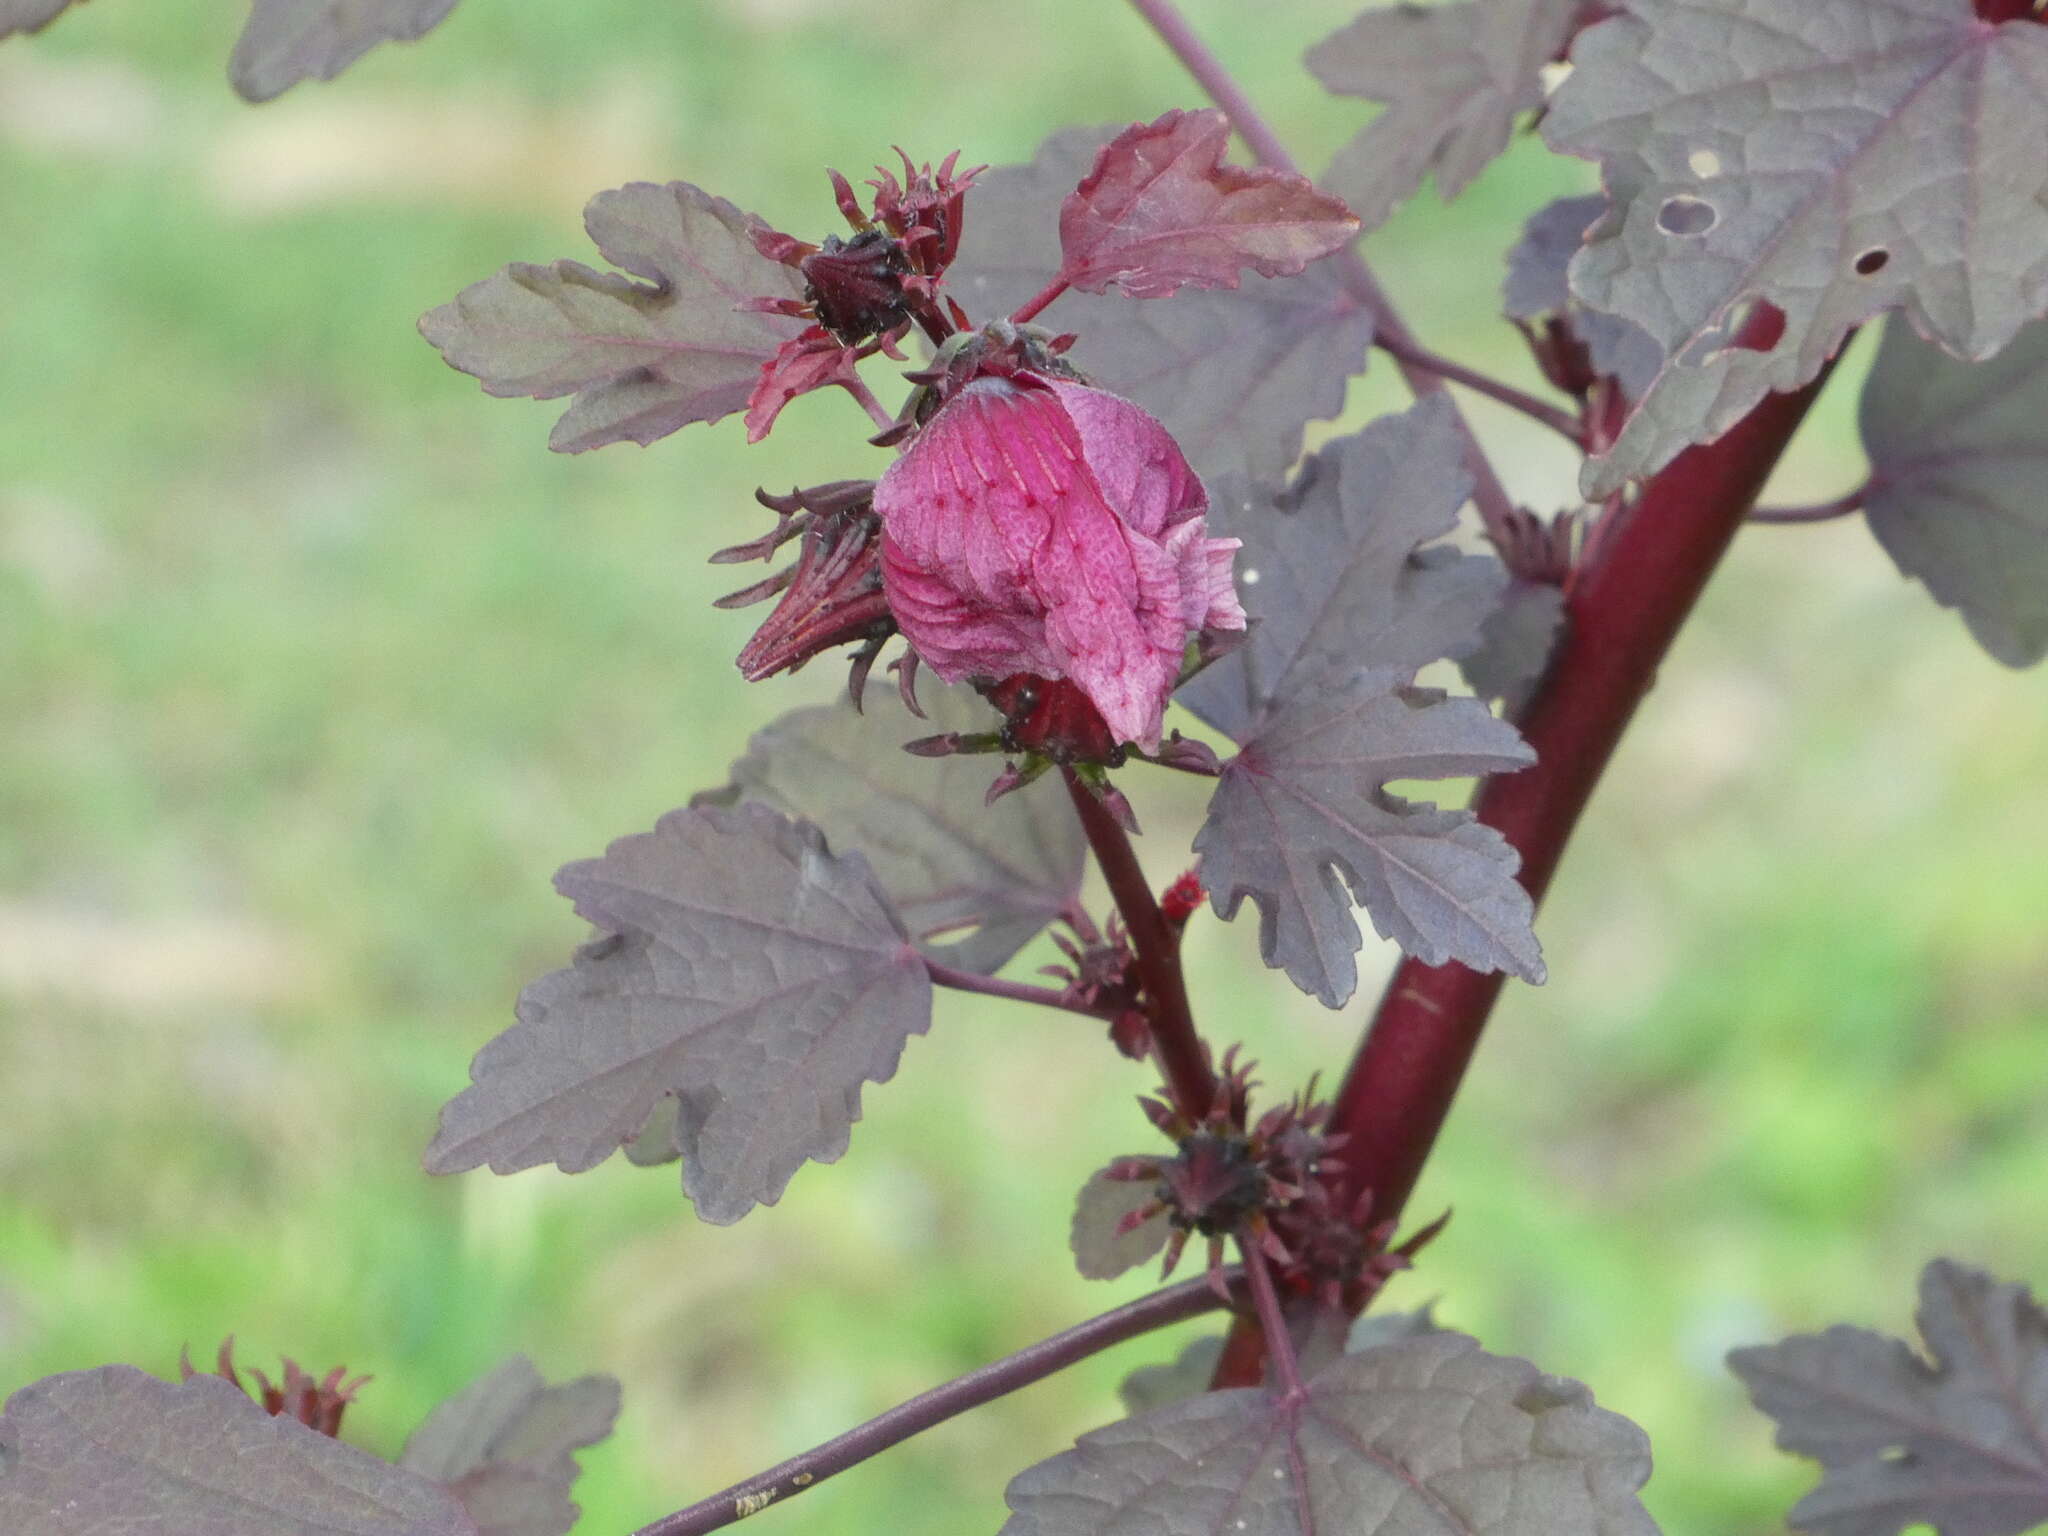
[1176, 397, 1504, 745]
[1178, 399, 1538, 1004]
[743, 327, 862, 443]
[1001, 1332, 1656, 1536]
[0, 1367, 476, 1536]
[1545, 0, 2048, 496]
[1858, 313, 2048, 667]
[1459, 578, 1567, 714]
[422, 802, 932, 1225]
[949, 125, 1372, 489]
[1502, 194, 1663, 400]
[0, 0, 75, 37]
[1730, 1258, 2048, 1536]
[1058, 109, 1359, 301]
[401, 1357, 620, 1536]
[1310, 0, 1583, 235]
[230, 0, 461, 103]
[420, 182, 804, 453]
[1196, 672, 1543, 1008]
[703, 683, 1085, 978]
[1070, 1163, 1170, 1281]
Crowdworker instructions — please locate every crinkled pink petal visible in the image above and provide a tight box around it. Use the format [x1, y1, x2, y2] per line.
[873, 373, 1241, 751]
[1044, 378, 1206, 540]
[1162, 522, 1248, 633]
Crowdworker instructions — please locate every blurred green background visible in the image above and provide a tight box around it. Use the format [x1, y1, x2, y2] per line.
[4, 2, 2046, 1532]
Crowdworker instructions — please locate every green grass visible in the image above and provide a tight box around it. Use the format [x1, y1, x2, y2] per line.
[4, 3, 2048, 1533]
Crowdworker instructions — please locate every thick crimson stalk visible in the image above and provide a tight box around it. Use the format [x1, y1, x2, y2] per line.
[1328, 362, 1839, 1236]
[1975, 0, 2041, 23]
[1062, 767, 1216, 1115]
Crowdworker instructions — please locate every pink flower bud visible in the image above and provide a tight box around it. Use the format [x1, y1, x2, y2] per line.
[872, 375, 1244, 751]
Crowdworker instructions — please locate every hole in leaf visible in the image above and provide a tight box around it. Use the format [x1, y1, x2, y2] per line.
[1657, 195, 1717, 236]
[1688, 148, 1722, 178]
[1723, 297, 1787, 352]
[1854, 248, 1890, 276]
[1684, 296, 1788, 365]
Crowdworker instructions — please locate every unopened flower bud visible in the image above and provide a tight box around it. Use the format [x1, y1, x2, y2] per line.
[873, 374, 1244, 752]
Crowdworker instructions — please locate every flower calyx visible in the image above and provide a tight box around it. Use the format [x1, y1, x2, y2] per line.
[1105, 1050, 1420, 1308]
[716, 480, 896, 700]
[748, 149, 984, 353]
[1042, 919, 1150, 1060]
[180, 1337, 368, 1439]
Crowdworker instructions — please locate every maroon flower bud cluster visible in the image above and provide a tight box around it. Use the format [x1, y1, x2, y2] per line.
[1042, 922, 1150, 1060]
[1102, 1051, 1430, 1308]
[714, 481, 897, 696]
[180, 1337, 368, 1439]
[741, 152, 983, 443]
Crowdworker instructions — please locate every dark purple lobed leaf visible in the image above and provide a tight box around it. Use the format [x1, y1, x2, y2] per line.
[1730, 1258, 2048, 1536]
[1002, 1330, 1657, 1536]
[948, 125, 1373, 489]
[1195, 671, 1543, 1007]
[1459, 578, 1567, 714]
[1859, 313, 2048, 667]
[1347, 1303, 1446, 1356]
[422, 802, 931, 1225]
[1057, 109, 1359, 301]
[400, 1357, 620, 1536]
[0, 1366, 476, 1535]
[1502, 193, 1664, 400]
[1504, 195, 1608, 323]
[1545, 0, 2048, 497]
[1310, 0, 1584, 236]
[230, 0, 461, 103]
[1070, 1163, 1171, 1282]
[1176, 396, 1503, 744]
[419, 182, 803, 453]
[0, 0, 74, 37]
[700, 683, 1084, 977]
[1177, 398, 1539, 1002]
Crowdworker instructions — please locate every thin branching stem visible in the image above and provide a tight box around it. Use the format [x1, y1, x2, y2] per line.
[1238, 1242, 1306, 1400]
[1062, 766, 1215, 1116]
[1010, 276, 1071, 326]
[632, 1272, 1241, 1536]
[843, 375, 898, 433]
[1749, 486, 1867, 524]
[1373, 332, 1584, 444]
[1122, 0, 1524, 547]
[924, 957, 1116, 1021]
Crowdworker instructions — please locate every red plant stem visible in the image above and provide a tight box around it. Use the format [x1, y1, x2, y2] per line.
[843, 375, 897, 434]
[1239, 1244, 1306, 1400]
[1327, 355, 1841, 1239]
[1976, 0, 2041, 23]
[1749, 485, 1867, 524]
[1010, 275, 1071, 326]
[923, 957, 1118, 1021]
[1373, 331, 1584, 445]
[633, 1272, 1239, 1536]
[1063, 766, 1216, 1115]
[1121, 0, 1522, 548]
